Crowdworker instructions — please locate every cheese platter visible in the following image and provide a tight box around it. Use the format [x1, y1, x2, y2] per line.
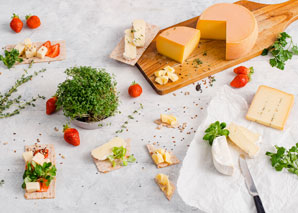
[136, 0, 298, 95]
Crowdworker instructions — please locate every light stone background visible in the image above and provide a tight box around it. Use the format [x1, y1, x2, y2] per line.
[0, 0, 297, 212]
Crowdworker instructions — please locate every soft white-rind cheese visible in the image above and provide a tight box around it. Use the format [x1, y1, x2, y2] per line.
[211, 136, 234, 176]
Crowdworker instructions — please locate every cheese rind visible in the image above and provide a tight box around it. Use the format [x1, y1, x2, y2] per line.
[91, 137, 126, 160]
[196, 3, 258, 60]
[132, 19, 146, 47]
[156, 26, 201, 63]
[26, 182, 40, 193]
[227, 123, 260, 158]
[23, 151, 34, 162]
[246, 85, 294, 130]
[212, 136, 234, 175]
[123, 29, 137, 60]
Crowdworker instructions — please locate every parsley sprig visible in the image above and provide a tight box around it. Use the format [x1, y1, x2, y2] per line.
[203, 121, 229, 145]
[22, 161, 57, 189]
[266, 143, 298, 176]
[262, 32, 298, 70]
[0, 49, 23, 69]
[107, 146, 136, 167]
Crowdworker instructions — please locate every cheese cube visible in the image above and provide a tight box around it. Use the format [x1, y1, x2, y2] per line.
[23, 151, 33, 162]
[123, 29, 137, 60]
[160, 76, 169, 84]
[132, 19, 146, 47]
[155, 77, 164, 85]
[155, 148, 165, 155]
[25, 45, 37, 58]
[14, 43, 25, 56]
[163, 152, 172, 164]
[26, 182, 40, 193]
[167, 72, 179, 82]
[24, 38, 32, 48]
[163, 66, 175, 73]
[36, 46, 48, 59]
[160, 114, 177, 126]
[156, 26, 201, 63]
[152, 153, 164, 164]
[246, 85, 294, 130]
[155, 173, 169, 186]
[154, 70, 167, 77]
[32, 152, 45, 165]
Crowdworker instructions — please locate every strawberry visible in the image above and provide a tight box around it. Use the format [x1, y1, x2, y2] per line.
[42, 41, 51, 51]
[230, 74, 249, 88]
[25, 14, 41, 29]
[46, 96, 57, 115]
[233, 66, 254, 80]
[10, 13, 23, 33]
[63, 124, 80, 146]
[46, 43, 60, 58]
[128, 81, 142, 98]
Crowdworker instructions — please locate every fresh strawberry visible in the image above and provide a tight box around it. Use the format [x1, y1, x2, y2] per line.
[230, 74, 249, 88]
[63, 124, 80, 146]
[46, 96, 57, 115]
[46, 43, 60, 58]
[42, 41, 51, 51]
[10, 13, 23, 33]
[25, 14, 41, 29]
[128, 81, 142, 98]
[233, 66, 254, 80]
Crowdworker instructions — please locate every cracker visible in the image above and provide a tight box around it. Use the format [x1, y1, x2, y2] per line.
[5, 40, 66, 65]
[24, 144, 56, 200]
[146, 144, 180, 168]
[110, 22, 159, 66]
[92, 139, 131, 173]
[155, 178, 175, 201]
[154, 119, 179, 129]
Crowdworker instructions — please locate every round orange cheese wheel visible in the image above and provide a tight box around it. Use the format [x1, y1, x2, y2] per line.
[196, 3, 258, 60]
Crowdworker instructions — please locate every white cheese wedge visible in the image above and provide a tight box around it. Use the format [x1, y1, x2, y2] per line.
[132, 19, 146, 47]
[234, 123, 261, 144]
[123, 29, 137, 60]
[32, 152, 45, 165]
[24, 38, 32, 48]
[14, 43, 25, 56]
[228, 123, 260, 158]
[26, 182, 40, 193]
[36, 46, 48, 59]
[166, 72, 179, 82]
[211, 136, 234, 176]
[246, 85, 294, 130]
[23, 151, 34, 163]
[25, 45, 37, 58]
[91, 137, 126, 161]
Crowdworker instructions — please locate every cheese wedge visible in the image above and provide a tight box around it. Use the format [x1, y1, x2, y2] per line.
[14, 43, 25, 56]
[246, 86, 294, 130]
[236, 124, 260, 143]
[23, 151, 34, 162]
[228, 123, 259, 158]
[26, 182, 40, 193]
[212, 136, 234, 175]
[156, 26, 201, 63]
[132, 19, 146, 47]
[123, 29, 137, 60]
[91, 137, 126, 161]
[196, 3, 258, 60]
[160, 114, 177, 126]
[37, 46, 48, 59]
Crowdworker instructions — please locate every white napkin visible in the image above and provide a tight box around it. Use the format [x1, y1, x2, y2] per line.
[177, 85, 298, 213]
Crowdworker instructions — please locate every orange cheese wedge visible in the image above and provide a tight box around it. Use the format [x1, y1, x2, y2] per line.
[156, 26, 201, 63]
[196, 3, 258, 60]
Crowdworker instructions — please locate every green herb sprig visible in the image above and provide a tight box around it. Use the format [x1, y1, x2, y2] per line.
[0, 68, 46, 118]
[203, 121, 229, 145]
[22, 161, 57, 189]
[0, 49, 23, 69]
[0, 179, 4, 186]
[262, 32, 298, 70]
[107, 146, 136, 167]
[266, 143, 298, 176]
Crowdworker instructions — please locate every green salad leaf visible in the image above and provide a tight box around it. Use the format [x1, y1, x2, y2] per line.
[203, 121, 229, 145]
[0, 49, 23, 69]
[107, 146, 136, 167]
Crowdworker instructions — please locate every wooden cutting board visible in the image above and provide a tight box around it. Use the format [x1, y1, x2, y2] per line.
[136, 0, 298, 95]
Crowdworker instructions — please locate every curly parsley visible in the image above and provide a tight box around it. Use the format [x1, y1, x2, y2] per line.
[0, 49, 23, 69]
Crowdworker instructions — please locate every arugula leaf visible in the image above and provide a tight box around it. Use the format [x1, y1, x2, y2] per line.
[266, 143, 298, 176]
[107, 146, 136, 167]
[0, 49, 23, 69]
[262, 32, 298, 70]
[203, 121, 229, 145]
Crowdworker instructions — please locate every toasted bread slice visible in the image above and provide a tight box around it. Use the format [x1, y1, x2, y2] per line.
[24, 144, 56, 200]
[147, 144, 179, 168]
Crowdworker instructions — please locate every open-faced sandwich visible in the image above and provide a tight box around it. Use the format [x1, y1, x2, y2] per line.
[91, 137, 136, 173]
[22, 144, 56, 199]
[155, 173, 175, 200]
[147, 144, 179, 168]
